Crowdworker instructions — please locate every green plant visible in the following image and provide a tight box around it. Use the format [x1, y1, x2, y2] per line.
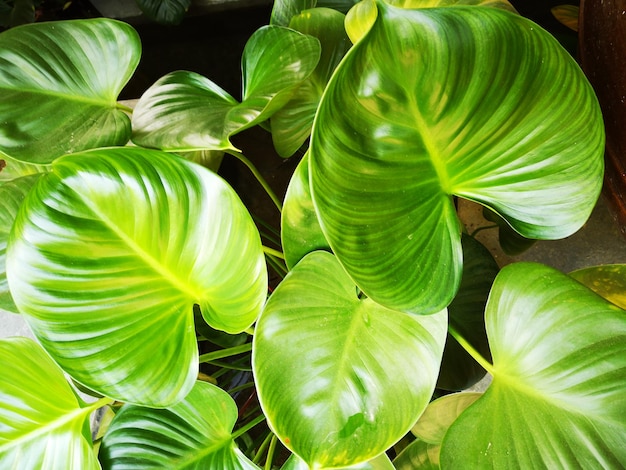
[0, 0, 624, 468]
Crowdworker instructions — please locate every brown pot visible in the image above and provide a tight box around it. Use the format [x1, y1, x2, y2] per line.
[579, 0, 626, 236]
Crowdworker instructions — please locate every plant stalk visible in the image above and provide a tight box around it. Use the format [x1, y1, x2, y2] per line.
[448, 324, 495, 375]
[228, 150, 283, 212]
[198, 343, 253, 363]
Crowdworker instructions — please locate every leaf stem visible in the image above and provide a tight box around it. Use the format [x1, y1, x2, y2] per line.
[253, 431, 274, 465]
[116, 102, 134, 114]
[198, 343, 253, 363]
[263, 246, 285, 260]
[448, 324, 494, 375]
[232, 414, 266, 441]
[228, 150, 283, 212]
[470, 224, 499, 238]
[265, 434, 279, 470]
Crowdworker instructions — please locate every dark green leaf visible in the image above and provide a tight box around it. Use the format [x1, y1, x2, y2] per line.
[99, 381, 259, 469]
[135, 0, 191, 25]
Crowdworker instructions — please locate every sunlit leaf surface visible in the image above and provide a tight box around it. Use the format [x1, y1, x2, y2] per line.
[7, 147, 267, 406]
[0, 19, 139, 162]
[310, 2, 603, 314]
[254, 251, 447, 468]
[441, 262, 626, 468]
[0, 337, 102, 470]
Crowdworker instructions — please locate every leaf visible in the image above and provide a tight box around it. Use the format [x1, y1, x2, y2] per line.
[0, 337, 102, 470]
[345, 0, 516, 44]
[132, 26, 320, 152]
[552, 5, 579, 32]
[6, 147, 267, 406]
[270, 8, 351, 157]
[270, 0, 316, 26]
[411, 392, 481, 444]
[281, 451, 394, 469]
[0, 0, 34, 28]
[441, 262, 626, 468]
[437, 234, 497, 391]
[99, 381, 259, 469]
[281, 152, 330, 269]
[569, 264, 626, 309]
[0, 19, 140, 163]
[270, 0, 355, 26]
[135, 0, 191, 25]
[0, 173, 39, 312]
[0, 151, 49, 183]
[387, 0, 516, 10]
[345, 0, 378, 43]
[253, 251, 447, 468]
[394, 392, 481, 470]
[309, 2, 604, 314]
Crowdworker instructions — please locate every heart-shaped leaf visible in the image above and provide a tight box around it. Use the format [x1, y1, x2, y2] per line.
[0, 19, 140, 163]
[6, 147, 267, 406]
[309, 2, 604, 314]
[0, 173, 39, 312]
[281, 152, 330, 269]
[0, 337, 106, 470]
[270, 8, 351, 157]
[99, 381, 259, 469]
[441, 262, 626, 467]
[132, 26, 320, 152]
[253, 250, 447, 468]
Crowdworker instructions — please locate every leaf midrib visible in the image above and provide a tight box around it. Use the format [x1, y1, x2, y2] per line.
[0, 84, 118, 109]
[76, 190, 204, 302]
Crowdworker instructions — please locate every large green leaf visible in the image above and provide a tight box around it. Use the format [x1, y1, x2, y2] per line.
[0, 173, 39, 312]
[132, 26, 320, 152]
[309, 2, 604, 314]
[0, 337, 105, 470]
[441, 262, 626, 467]
[99, 381, 259, 469]
[281, 152, 330, 269]
[253, 251, 447, 468]
[6, 147, 267, 406]
[270, 8, 351, 157]
[0, 19, 140, 163]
